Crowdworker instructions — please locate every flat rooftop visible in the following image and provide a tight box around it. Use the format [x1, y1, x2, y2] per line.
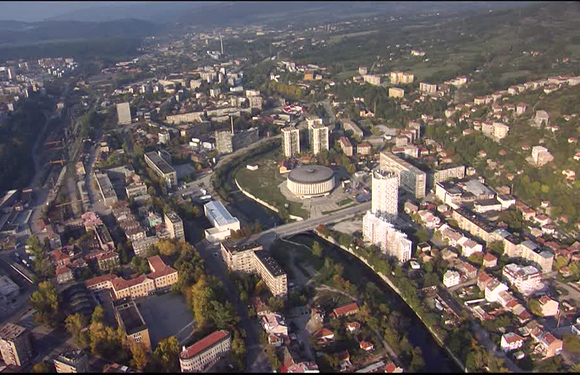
[164, 211, 182, 224]
[116, 302, 147, 335]
[144, 151, 175, 175]
[222, 240, 263, 254]
[0, 322, 27, 341]
[254, 251, 285, 277]
[204, 201, 238, 227]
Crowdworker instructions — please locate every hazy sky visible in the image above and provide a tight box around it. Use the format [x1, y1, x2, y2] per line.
[0, 1, 144, 22]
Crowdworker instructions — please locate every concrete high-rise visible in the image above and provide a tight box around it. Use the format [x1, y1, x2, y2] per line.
[309, 124, 329, 155]
[0, 323, 32, 367]
[371, 170, 399, 222]
[164, 211, 185, 241]
[362, 211, 412, 263]
[379, 151, 426, 199]
[116, 102, 132, 125]
[282, 126, 300, 157]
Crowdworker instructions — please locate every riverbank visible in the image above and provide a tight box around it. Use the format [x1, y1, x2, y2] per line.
[313, 229, 467, 372]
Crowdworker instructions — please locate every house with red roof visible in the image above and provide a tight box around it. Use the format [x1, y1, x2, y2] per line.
[500, 332, 525, 352]
[359, 341, 374, 351]
[332, 302, 359, 318]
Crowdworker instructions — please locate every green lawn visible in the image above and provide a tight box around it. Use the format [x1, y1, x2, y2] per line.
[235, 149, 310, 219]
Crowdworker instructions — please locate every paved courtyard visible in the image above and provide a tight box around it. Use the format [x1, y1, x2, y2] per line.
[137, 293, 195, 347]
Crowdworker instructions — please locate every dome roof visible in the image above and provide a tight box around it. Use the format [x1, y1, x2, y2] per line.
[288, 165, 334, 184]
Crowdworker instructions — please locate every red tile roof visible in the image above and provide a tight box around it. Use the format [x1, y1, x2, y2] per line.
[85, 274, 116, 288]
[332, 303, 359, 317]
[55, 265, 71, 275]
[180, 330, 230, 359]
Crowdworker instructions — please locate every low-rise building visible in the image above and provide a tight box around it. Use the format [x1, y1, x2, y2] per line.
[179, 330, 231, 372]
[443, 270, 461, 288]
[114, 300, 151, 351]
[503, 263, 542, 296]
[500, 332, 525, 352]
[204, 201, 241, 243]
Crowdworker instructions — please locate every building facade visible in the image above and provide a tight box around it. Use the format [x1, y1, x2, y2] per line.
[371, 170, 399, 222]
[282, 126, 301, 158]
[379, 151, 426, 199]
[362, 211, 412, 263]
[144, 151, 177, 188]
[0, 323, 32, 367]
[164, 211, 185, 241]
[309, 124, 330, 155]
[114, 301, 152, 351]
[179, 330, 231, 372]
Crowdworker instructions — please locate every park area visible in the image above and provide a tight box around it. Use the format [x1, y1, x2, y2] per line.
[235, 148, 310, 219]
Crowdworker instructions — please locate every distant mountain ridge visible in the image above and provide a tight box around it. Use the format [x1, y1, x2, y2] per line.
[0, 18, 158, 46]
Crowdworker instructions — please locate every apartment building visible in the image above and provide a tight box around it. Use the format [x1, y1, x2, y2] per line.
[309, 124, 329, 155]
[144, 151, 177, 188]
[363, 74, 381, 86]
[390, 71, 414, 84]
[164, 211, 185, 241]
[388, 87, 405, 98]
[451, 208, 495, 243]
[220, 241, 288, 298]
[131, 236, 160, 257]
[53, 349, 90, 373]
[430, 165, 466, 189]
[379, 151, 426, 199]
[371, 170, 399, 221]
[419, 82, 437, 94]
[115, 301, 151, 351]
[179, 330, 231, 372]
[362, 211, 412, 263]
[503, 263, 543, 295]
[338, 136, 353, 157]
[95, 173, 118, 207]
[116, 102, 131, 125]
[282, 126, 301, 158]
[342, 119, 363, 139]
[0, 323, 32, 367]
[165, 111, 204, 125]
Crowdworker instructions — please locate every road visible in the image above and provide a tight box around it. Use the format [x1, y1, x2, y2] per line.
[250, 201, 371, 248]
[318, 99, 336, 128]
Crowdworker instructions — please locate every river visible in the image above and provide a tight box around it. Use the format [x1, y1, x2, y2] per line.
[293, 233, 460, 373]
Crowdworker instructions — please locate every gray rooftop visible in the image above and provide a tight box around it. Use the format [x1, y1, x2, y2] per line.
[204, 201, 239, 227]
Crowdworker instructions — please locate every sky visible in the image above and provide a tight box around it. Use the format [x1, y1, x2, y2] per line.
[0, 1, 145, 22]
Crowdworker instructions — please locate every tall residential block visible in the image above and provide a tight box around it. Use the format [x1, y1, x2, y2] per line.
[282, 126, 300, 158]
[379, 151, 426, 199]
[0, 323, 32, 367]
[371, 170, 399, 222]
[164, 211, 185, 241]
[362, 211, 412, 263]
[309, 124, 329, 155]
[116, 102, 131, 125]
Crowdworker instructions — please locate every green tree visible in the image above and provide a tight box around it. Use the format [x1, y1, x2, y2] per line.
[312, 241, 323, 258]
[65, 313, 90, 348]
[153, 336, 180, 372]
[229, 329, 247, 371]
[414, 227, 431, 243]
[527, 298, 543, 316]
[190, 276, 214, 330]
[29, 281, 61, 327]
[563, 333, 580, 353]
[130, 343, 149, 371]
[487, 240, 505, 256]
[32, 361, 54, 373]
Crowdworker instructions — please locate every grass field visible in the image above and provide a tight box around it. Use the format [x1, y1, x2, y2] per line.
[235, 149, 310, 219]
[328, 30, 378, 45]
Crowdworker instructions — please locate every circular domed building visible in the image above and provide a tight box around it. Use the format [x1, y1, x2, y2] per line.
[287, 165, 335, 198]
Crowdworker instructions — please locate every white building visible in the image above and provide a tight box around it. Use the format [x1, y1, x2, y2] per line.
[502, 263, 543, 296]
[362, 211, 412, 263]
[309, 124, 329, 155]
[500, 332, 524, 352]
[204, 201, 241, 243]
[371, 170, 399, 222]
[116, 102, 131, 125]
[443, 270, 461, 288]
[282, 126, 300, 158]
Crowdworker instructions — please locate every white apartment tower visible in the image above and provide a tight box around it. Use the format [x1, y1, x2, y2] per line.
[310, 124, 329, 155]
[362, 211, 412, 263]
[116, 102, 131, 125]
[282, 126, 300, 158]
[371, 170, 399, 222]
